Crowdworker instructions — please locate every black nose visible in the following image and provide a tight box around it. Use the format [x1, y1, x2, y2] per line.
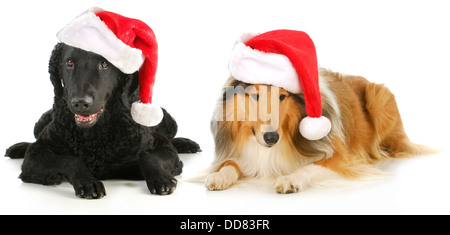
[71, 97, 93, 113]
[263, 131, 279, 145]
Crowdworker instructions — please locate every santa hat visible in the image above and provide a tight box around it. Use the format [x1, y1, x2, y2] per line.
[229, 30, 331, 140]
[57, 7, 163, 127]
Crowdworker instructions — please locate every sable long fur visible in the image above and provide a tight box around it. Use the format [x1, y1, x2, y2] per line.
[206, 68, 434, 193]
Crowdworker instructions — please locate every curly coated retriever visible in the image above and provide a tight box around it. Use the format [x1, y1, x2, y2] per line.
[5, 43, 201, 199]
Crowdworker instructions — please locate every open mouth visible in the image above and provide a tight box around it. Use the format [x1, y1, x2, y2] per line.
[74, 108, 104, 128]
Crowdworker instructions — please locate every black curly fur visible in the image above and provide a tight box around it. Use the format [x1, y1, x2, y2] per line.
[5, 43, 201, 199]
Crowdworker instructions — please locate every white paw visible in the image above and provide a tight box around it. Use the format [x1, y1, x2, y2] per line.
[205, 166, 238, 191]
[275, 175, 302, 194]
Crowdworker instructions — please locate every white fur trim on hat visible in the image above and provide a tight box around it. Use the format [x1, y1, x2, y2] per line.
[131, 102, 164, 127]
[57, 8, 145, 74]
[228, 33, 301, 94]
[299, 116, 331, 140]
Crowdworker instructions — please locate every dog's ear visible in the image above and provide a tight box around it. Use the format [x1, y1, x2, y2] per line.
[48, 43, 65, 99]
[120, 72, 140, 106]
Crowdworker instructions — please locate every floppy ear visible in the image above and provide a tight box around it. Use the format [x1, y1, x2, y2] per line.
[120, 72, 140, 106]
[48, 43, 65, 99]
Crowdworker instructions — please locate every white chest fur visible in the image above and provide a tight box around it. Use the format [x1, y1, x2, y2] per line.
[236, 137, 319, 179]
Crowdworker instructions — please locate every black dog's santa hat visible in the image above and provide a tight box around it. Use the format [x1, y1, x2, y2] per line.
[229, 30, 331, 140]
[57, 7, 163, 127]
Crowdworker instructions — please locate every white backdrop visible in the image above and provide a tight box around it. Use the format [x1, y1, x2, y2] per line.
[0, 0, 449, 214]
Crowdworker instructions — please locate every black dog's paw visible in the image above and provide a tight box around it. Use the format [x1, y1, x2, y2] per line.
[73, 177, 106, 199]
[5, 142, 31, 159]
[171, 137, 202, 153]
[171, 160, 183, 176]
[146, 174, 177, 195]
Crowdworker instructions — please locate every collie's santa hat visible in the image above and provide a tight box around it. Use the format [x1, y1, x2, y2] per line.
[57, 7, 163, 127]
[229, 30, 331, 140]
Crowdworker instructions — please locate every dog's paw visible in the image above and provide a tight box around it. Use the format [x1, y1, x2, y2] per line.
[5, 142, 30, 159]
[171, 138, 202, 153]
[205, 169, 238, 191]
[146, 174, 177, 195]
[275, 175, 302, 194]
[73, 177, 106, 199]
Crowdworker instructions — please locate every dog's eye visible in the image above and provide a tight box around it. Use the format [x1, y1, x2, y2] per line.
[99, 61, 109, 70]
[66, 59, 74, 68]
[280, 94, 286, 101]
[250, 93, 259, 100]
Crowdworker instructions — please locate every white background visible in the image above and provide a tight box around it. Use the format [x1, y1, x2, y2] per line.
[1, 0, 449, 215]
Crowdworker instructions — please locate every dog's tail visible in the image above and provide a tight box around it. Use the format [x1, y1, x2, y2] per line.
[5, 142, 31, 159]
[389, 141, 440, 159]
[363, 81, 440, 158]
[171, 137, 201, 154]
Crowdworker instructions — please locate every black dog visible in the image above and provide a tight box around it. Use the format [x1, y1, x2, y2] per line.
[5, 43, 200, 199]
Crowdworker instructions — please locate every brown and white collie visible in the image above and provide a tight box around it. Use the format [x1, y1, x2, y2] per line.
[206, 68, 433, 193]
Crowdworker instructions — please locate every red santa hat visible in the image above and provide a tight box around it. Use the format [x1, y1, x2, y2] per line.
[229, 30, 331, 140]
[57, 7, 163, 127]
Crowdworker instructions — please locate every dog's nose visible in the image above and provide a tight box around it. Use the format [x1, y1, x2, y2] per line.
[263, 131, 279, 145]
[71, 97, 93, 113]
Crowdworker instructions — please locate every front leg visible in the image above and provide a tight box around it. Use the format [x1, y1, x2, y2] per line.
[275, 164, 336, 194]
[206, 160, 241, 191]
[20, 141, 105, 199]
[139, 134, 183, 195]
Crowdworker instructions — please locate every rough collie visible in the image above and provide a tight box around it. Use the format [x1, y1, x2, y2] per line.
[206, 68, 432, 193]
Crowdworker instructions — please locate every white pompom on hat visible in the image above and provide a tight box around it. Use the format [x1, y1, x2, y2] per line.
[57, 7, 163, 127]
[229, 30, 331, 140]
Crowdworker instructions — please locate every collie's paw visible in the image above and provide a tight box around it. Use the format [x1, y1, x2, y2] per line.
[275, 175, 302, 194]
[205, 172, 231, 191]
[205, 171, 237, 191]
